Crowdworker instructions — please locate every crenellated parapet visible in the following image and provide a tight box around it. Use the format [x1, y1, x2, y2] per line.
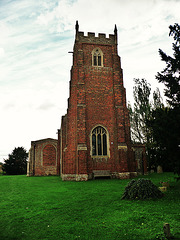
[75, 21, 117, 45]
[77, 31, 116, 45]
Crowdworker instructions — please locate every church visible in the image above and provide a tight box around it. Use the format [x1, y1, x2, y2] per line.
[27, 22, 147, 180]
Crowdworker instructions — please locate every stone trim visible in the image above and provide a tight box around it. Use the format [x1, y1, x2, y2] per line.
[118, 144, 127, 151]
[90, 124, 110, 158]
[92, 48, 104, 67]
[61, 174, 88, 181]
[91, 157, 109, 162]
[112, 172, 131, 179]
[61, 172, 138, 181]
[77, 144, 87, 151]
[77, 82, 85, 85]
[115, 106, 124, 108]
[85, 66, 113, 72]
[77, 104, 86, 107]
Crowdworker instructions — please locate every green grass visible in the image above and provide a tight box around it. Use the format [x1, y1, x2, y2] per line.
[0, 173, 180, 240]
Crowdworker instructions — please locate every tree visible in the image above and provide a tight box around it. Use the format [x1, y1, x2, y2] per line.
[148, 106, 180, 174]
[128, 78, 151, 144]
[147, 88, 164, 170]
[3, 147, 28, 175]
[152, 88, 164, 109]
[149, 23, 180, 175]
[0, 162, 3, 174]
[129, 24, 180, 174]
[128, 81, 164, 144]
[128, 79, 164, 171]
[156, 23, 180, 108]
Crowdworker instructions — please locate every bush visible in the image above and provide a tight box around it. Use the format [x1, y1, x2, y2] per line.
[121, 178, 164, 200]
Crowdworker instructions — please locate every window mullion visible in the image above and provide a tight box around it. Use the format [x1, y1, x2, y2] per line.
[91, 127, 107, 157]
[101, 133, 103, 156]
[96, 132, 98, 155]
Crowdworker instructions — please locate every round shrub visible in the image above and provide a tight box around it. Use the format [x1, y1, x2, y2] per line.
[121, 178, 164, 200]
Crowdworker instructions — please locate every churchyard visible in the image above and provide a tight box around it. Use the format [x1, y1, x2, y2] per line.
[0, 173, 179, 240]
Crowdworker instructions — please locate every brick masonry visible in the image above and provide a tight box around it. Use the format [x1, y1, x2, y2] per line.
[27, 22, 147, 179]
[27, 138, 59, 176]
[58, 22, 147, 181]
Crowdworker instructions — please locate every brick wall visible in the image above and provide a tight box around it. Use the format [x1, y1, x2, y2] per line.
[59, 23, 137, 180]
[27, 138, 59, 176]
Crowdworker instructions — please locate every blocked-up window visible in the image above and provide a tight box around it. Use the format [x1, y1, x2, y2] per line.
[43, 144, 56, 166]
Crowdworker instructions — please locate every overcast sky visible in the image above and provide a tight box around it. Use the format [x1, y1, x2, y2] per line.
[0, 0, 179, 162]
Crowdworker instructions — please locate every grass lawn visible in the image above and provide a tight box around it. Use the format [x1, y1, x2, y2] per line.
[0, 173, 180, 240]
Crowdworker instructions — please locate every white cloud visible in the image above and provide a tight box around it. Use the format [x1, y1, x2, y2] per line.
[0, 47, 5, 58]
[0, 0, 180, 161]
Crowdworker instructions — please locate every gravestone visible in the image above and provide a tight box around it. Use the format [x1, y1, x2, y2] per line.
[157, 165, 163, 173]
[163, 223, 171, 239]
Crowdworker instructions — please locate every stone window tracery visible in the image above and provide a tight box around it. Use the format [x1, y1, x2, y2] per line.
[92, 48, 103, 67]
[91, 126, 109, 157]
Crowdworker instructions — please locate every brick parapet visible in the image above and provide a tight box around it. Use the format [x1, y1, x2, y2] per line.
[76, 31, 116, 45]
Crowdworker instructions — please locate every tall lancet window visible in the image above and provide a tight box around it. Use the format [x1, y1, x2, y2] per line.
[91, 126, 109, 157]
[92, 48, 103, 67]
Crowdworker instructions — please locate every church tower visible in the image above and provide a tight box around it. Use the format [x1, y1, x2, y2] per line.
[58, 22, 137, 181]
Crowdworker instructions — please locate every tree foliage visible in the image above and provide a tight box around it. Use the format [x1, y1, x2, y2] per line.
[149, 23, 180, 175]
[128, 79, 165, 171]
[3, 147, 28, 175]
[128, 79, 164, 144]
[129, 24, 180, 175]
[156, 23, 180, 108]
[128, 78, 152, 144]
[148, 107, 180, 174]
[152, 87, 164, 109]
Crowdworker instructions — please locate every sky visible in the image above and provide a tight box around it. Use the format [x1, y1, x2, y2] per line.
[0, 0, 180, 162]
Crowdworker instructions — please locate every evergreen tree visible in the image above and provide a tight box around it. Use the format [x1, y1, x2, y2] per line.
[129, 24, 180, 174]
[156, 23, 180, 108]
[3, 147, 28, 175]
[149, 23, 180, 175]
[148, 106, 180, 174]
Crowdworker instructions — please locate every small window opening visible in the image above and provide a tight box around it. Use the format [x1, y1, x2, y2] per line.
[92, 48, 103, 67]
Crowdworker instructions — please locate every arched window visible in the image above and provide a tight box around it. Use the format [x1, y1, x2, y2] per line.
[91, 126, 108, 156]
[92, 48, 103, 67]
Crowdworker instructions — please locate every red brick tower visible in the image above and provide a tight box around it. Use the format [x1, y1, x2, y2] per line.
[58, 22, 136, 181]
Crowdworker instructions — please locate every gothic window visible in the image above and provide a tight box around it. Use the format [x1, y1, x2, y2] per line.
[92, 48, 103, 67]
[91, 126, 108, 156]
